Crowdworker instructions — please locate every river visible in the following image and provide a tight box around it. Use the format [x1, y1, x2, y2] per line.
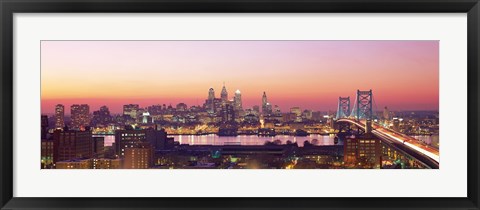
[96, 134, 439, 148]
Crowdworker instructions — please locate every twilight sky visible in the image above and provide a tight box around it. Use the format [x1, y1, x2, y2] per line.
[41, 41, 439, 114]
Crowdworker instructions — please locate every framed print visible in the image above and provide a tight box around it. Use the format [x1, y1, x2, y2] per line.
[1, 0, 479, 209]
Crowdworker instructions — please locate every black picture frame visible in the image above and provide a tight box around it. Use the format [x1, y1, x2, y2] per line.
[1, 0, 479, 209]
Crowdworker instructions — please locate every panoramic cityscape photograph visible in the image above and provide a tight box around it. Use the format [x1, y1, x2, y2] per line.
[40, 40, 439, 169]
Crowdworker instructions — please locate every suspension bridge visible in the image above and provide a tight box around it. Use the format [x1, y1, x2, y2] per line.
[334, 90, 440, 169]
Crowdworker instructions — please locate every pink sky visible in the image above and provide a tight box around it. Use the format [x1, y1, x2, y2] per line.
[41, 41, 439, 114]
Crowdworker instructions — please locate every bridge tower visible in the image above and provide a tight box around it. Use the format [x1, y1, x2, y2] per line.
[351, 89, 373, 120]
[335, 97, 350, 119]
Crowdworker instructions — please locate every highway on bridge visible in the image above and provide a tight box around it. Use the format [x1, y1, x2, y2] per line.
[337, 118, 440, 169]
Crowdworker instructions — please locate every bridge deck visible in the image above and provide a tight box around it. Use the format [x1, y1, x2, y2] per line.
[337, 118, 439, 169]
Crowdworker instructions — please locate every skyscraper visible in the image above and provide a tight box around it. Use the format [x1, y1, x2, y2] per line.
[221, 83, 228, 102]
[70, 104, 90, 130]
[261, 91, 268, 114]
[92, 105, 111, 126]
[123, 104, 139, 119]
[234, 89, 243, 111]
[208, 87, 215, 101]
[207, 88, 216, 113]
[54, 104, 65, 130]
[383, 106, 390, 120]
[221, 103, 235, 123]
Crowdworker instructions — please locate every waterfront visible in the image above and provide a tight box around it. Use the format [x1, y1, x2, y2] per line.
[97, 134, 439, 148]
[174, 134, 336, 147]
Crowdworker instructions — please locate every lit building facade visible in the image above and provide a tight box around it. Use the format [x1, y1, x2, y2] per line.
[234, 89, 243, 111]
[56, 159, 92, 169]
[92, 105, 111, 126]
[70, 104, 90, 130]
[54, 104, 65, 130]
[41, 139, 54, 168]
[123, 104, 139, 119]
[221, 103, 235, 123]
[221, 83, 228, 103]
[92, 158, 122, 169]
[53, 130, 93, 162]
[124, 143, 154, 169]
[344, 136, 381, 168]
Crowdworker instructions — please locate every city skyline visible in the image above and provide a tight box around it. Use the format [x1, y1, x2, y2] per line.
[41, 41, 439, 114]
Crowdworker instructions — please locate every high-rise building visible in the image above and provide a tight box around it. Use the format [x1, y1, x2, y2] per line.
[92, 105, 111, 126]
[70, 104, 90, 130]
[123, 104, 139, 119]
[54, 104, 65, 130]
[261, 91, 268, 113]
[383, 106, 390, 120]
[124, 142, 154, 169]
[290, 107, 301, 116]
[41, 115, 49, 139]
[208, 87, 215, 101]
[206, 88, 216, 113]
[233, 89, 243, 111]
[290, 107, 302, 122]
[221, 103, 235, 123]
[221, 83, 228, 102]
[53, 130, 93, 162]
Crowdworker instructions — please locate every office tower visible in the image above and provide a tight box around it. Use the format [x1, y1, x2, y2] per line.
[261, 91, 268, 114]
[383, 106, 390, 120]
[208, 87, 215, 101]
[54, 104, 65, 130]
[41, 115, 49, 139]
[70, 104, 90, 130]
[221, 103, 235, 123]
[290, 107, 302, 116]
[123, 104, 139, 119]
[233, 89, 243, 111]
[290, 107, 302, 122]
[221, 83, 228, 102]
[124, 142, 154, 169]
[53, 130, 93, 162]
[206, 88, 216, 113]
[92, 105, 111, 126]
